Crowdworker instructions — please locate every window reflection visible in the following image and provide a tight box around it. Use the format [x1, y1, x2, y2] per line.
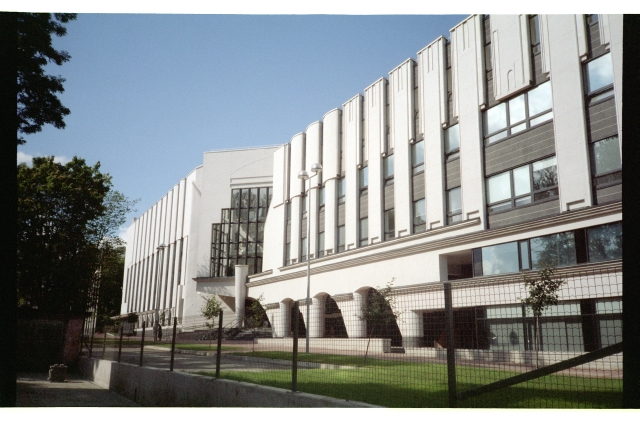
[590, 136, 621, 176]
[481, 242, 519, 275]
[586, 54, 613, 93]
[587, 222, 622, 262]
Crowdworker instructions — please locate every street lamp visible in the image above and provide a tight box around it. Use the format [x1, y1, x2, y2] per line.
[154, 243, 166, 340]
[298, 162, 322, 354]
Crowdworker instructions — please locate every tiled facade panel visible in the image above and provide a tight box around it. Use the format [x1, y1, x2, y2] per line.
[359, 192, 368, 219]
[546, 14, 592, 212]
[587, 98, 618, 142]
[322, 110, 341, 253]
[484, 122, 556, 176]
[412, 174, 425, 201]
[445, 159, 461, 190]
[418, 38, 446, 229]
[338, 203, 346, 227]
[384, 182, 394, 211]
[318, 209, 325, 233]
[343, 95, 362, 251]
[487, 199, 560, 229]
[389, 60, 414, 237]
[306, 122, 322, 258]
[451, 15, 486, 223]
[490, 15, 533, 101]
[363, 79, 386, 244]
[595, 184, 622, 205]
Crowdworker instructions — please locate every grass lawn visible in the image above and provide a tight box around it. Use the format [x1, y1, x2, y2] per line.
[198, 351, 622, 408]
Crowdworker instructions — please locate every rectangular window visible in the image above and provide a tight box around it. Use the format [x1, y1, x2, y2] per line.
[585, 53, 613, 97]
[384, 209, 395, 241]
[444, 124, 460, 160]
[301, 237, 307, 262]
[587, 222, 622, 262]
[413, 198, 426, 234]
[359, 217, 368, 246]
[285, 243, 291, 266]
[484, 81, 553, 144]
[447, 187, 462, 224]
[485, 156, 558, 213]
[337, 178, 346, 204]
[529, 14, 540, 54]
[411, 141, 424, 174]
[481, 242, 520, 276]
[318, 186, 325, 206]
[383, 155, 395, 180]
[530, 231, 576, 269]
[317, 232, 325, 258]
[590, 135, 622, 188]
[359, 167, 368, 191]
[337, 225, 345, 252]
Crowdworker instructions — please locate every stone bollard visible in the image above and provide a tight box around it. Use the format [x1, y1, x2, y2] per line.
[48, 364, 67, 382]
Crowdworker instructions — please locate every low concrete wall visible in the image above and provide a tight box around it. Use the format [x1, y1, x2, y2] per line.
[78, 357, 378, 407]
[254, 337, 391, 353]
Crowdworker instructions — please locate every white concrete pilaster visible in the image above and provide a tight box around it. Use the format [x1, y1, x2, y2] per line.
[234, 265, 249, 328]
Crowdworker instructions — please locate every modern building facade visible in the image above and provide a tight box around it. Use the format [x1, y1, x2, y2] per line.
[120, 14, 622, 354]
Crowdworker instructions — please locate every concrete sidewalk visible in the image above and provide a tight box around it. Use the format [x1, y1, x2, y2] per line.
[16, 372, 138, 407]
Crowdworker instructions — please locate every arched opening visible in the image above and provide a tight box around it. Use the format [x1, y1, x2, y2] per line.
[290, 302, 306, 337]
[364, 288, 403, 347]
[243, 297, 270, 329]
[324, 296, 347, 338]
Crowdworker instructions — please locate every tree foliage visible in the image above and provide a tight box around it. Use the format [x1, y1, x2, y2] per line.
[17, 156, 136, 314]
[244, 294, 268, 328]
[358, 279, 401, 360]
[94, 241, 126, 329]
[17, 13, 76, 144]
[200, 295, 222, 329]
[521, 262, 566, 367]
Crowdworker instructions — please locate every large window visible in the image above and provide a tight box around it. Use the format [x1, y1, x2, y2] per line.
[530, 231, 576, 269]
[447, 187, 462, 224]
[337, 225, 345, 253]
[411, 141, 424, 174]
[590, 135, 621, 188]
[484, 81, 553, 144]
[211, 187, 271, 277]
[359, 217, 368, 247]
[359, 166, 368, 191]
[383, 155, 394, 180]
[585, 53, 613, 102]
[384, 209, 395, 241]
[337, 178, 346, 204]
[587, 222, 622, 262]
[485, 156, 558, 213]
[444, 124, 460, 160]
[413, 198, 426, 234]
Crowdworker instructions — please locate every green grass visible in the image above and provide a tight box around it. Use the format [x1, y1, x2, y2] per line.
[198, 351, 622, 408]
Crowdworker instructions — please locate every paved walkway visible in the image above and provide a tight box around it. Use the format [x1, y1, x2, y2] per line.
[16, 373, 138, 407]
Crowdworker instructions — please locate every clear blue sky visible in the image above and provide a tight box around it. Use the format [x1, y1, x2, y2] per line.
[17, 13, 467, 236]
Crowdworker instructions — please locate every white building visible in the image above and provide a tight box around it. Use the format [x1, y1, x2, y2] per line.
[121, 14, 622, 355]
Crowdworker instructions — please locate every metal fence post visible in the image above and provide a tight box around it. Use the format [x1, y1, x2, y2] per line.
[117, 325, 124, 363]
[79, 318, 85, 355]
[102, 331, 107, 358]
[139, 321, 146, 367]
[292, 302, 299, 393]
[170, 317, 178, 371]
[89, 320, 94, 358]
[444, 282, 457, 408]
[215, 310, 223, 379]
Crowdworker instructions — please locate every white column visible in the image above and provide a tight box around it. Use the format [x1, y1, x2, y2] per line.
[234, 264, 249, 328]
[309, 296, 326, 338]
[274, 301, 292, 338]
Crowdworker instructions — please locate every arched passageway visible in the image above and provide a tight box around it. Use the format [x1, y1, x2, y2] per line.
[364, 288, 403, 347]
[324, 296, 347, 338]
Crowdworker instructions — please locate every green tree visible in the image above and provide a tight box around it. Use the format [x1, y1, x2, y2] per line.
[244, 294, 267, 328]
[17, 13, 77, 144]
[521, 263, 566, 368]
[17, 156, 136, 315]
[200, 294, 222, 329]
[93, 241, 126, 330]
[358, 279, 400, 361]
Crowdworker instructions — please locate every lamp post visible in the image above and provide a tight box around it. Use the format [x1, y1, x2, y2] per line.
[298, 162, 322, 354]
[154, 243, 166, 341]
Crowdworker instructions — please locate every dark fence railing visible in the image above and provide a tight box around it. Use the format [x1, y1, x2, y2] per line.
[80, 264, 622, 408]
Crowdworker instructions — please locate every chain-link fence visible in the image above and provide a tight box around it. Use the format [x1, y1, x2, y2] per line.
[80, 264, 622, 408]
